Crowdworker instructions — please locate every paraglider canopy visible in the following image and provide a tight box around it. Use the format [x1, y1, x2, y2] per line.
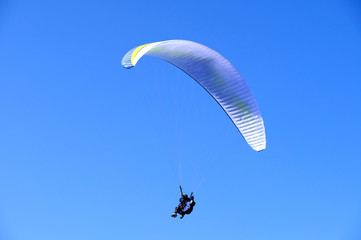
[122, 40, 266, 151]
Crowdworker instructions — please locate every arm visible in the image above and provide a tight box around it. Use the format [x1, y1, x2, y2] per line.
[179, 186, 184, 196]
[179, 186, 184, 202]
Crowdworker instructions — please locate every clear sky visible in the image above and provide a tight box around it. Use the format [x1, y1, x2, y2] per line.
[1, 0, 361, 239]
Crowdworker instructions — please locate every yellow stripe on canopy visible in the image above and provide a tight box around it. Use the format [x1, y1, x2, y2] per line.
[131, 44, 149, 66]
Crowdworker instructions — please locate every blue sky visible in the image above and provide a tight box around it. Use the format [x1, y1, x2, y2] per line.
[1, 0, 361, 239]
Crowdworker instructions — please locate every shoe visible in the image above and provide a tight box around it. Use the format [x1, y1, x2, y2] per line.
[180, 215, 184, 219]
[171, 213, 177, 218]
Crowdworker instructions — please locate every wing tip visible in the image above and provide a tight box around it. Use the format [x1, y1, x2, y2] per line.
[122, 64, 134, 69]
[253, 144, 266, 152]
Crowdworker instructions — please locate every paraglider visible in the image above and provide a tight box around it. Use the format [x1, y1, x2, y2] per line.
[122, 40, 266, 151]
[171, 186, 196, 219]
[122, 40, 266, 218]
